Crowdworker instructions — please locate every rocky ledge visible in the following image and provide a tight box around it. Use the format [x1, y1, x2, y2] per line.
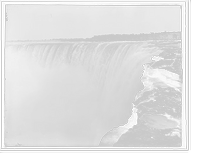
[99, 40, 182, 147]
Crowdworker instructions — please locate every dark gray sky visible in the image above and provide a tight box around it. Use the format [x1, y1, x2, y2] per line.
[6, 5, 181, 40]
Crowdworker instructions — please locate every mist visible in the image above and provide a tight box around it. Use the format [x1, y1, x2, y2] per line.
[5, 46, 101, 146]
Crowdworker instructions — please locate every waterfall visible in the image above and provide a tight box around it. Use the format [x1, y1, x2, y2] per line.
[4, 41, 162, 146]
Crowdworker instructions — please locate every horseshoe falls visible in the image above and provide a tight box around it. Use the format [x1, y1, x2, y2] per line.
[4, 41, 162, 146]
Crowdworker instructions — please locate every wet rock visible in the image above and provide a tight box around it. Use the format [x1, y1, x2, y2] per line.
[140, 114, 178, 129]
[114, 125, 182, 147]
[99, 104, 138, 147]
[114, 50, 182, 147]
[114, 40, 182, 147]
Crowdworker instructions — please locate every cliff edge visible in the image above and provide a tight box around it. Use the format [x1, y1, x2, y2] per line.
[99, 50, 182, 147]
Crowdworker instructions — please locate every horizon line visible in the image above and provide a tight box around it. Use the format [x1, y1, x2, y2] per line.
[6, 31, 181, 42]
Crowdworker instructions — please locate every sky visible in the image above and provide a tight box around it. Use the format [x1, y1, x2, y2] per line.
[6, 5, 181, 41]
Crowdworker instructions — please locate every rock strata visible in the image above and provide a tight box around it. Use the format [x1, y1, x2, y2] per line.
[99, 50, 182, 147]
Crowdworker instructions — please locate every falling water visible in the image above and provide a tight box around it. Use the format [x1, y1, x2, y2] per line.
[4, 41, 162, 146]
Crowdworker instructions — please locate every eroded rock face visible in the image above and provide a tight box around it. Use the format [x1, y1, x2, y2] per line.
[99, 105, 138, 146]
[100, 40, 182, 147]
[114, 126, 181, 147]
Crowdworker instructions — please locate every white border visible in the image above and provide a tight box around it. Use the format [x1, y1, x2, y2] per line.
[186, 0, 190, 151]
[0, 0, 190, 152]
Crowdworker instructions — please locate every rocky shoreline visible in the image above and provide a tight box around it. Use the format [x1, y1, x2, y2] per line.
[99, 40, 182, 147]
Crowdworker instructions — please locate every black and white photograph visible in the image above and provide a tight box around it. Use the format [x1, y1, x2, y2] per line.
[0, 0, 190, 152]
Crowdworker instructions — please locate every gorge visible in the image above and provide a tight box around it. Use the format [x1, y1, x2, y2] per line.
[5, 40, 181, 147]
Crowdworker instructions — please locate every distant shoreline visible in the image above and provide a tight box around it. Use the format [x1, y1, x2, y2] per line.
[6, 31, 181, 43]
[6, 40, 181, 46]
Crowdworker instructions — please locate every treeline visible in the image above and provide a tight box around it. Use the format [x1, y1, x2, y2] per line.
[9, 32, 181, 42]
[56, 31, 181, 42]
[90, 32, 181, 41]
